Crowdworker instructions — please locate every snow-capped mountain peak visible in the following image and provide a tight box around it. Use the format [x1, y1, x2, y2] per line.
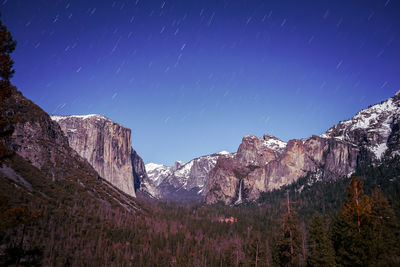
[321, 92, 400, 160]
[145, 151, 232, 199]
[145, 163, 165, 172]
[262, 134, 287, 152]
[145, 163, 173, 187]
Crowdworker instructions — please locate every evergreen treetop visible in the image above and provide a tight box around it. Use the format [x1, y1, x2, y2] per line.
[0, 13, 17, 82]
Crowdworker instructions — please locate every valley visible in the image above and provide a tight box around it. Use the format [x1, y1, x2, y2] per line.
[1, 3, 400, 265]
[1, 82, 399, 265]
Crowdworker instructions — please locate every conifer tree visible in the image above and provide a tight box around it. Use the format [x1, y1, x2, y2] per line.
[246, 233, 266, 267]
[307, 213, 336, 267]
[332, 177, 371, 266]
[0, 13, 16, 83]
[367, 188, 399, 266]
[273, 191, 303, 267]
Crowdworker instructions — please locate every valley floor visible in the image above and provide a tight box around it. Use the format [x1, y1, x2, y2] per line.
[1, 154, 399, 266]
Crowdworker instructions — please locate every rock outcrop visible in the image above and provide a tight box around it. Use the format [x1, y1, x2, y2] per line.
[51, 115, 136, 197]
[205, 91, 400, 205]
[131, 149, 160, 198]
[0, 87, 98, 182]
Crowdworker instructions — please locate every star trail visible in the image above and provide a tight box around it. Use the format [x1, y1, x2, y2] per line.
[2, 0, 400, 165]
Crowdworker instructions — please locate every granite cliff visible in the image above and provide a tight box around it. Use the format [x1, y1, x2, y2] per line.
[51, 114, 160, 198]
[51, 115, 137, 197]
[0, 84, 139, 213]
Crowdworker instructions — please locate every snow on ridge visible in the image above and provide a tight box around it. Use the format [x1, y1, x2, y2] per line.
[349, 98, 397, 131]
[51, 114, 131, 130]
[145, 163, 165, 172]
[175, 160, 194, 178]
[244, 134, 258, 139]
[263, 137, 287, 150]
[218, 150, 231, 155]
[51, 114, 105, 121]
[320, 133, 329, 138]
[321, 94, 399, 140]
[50, 115, 67, 122]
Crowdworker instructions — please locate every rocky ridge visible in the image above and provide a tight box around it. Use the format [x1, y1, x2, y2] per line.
[1, 88, 97, 182]
[146, 151, 231, 199]
[204, 91, 400, 205]
[0, 86, 139, 213]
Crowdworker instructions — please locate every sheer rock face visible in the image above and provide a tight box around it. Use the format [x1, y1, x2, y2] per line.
[51, 115, 136, 197]
[204, 135, 288, 205]
[236, 134, 286, 166]
[205, 136, 360, 205]
[131, 149, 147, 191]
[264, 137, 358, 191]
[131, 150, 160, 198]
[205, 91, 400, 205]
[204, 156, 245, 205]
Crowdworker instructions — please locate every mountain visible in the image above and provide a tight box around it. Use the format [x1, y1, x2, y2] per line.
[205, 91, 400, 204]
[1, 84, 398, 265]
[51, 114, 137, 197]
[145, 151, 231, 200]
[131, 149, 160, 198]
[51, 114, 160, 198]
[0, 83, 143, 264]
[321, 90, 400, 161]
[0, 85, 141, 210]
[1, 87, 97, 183]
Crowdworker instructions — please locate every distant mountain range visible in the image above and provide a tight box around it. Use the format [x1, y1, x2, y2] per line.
[44, 90, 400, 204]
[145, 151, 231, 200]
[146, 90, 400, 204]
[205, 90, 400, 204]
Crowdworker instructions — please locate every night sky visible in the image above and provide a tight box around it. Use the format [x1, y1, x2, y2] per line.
[2, 0, 400, 166]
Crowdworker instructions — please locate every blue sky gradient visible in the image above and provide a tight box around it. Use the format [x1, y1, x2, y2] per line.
[2, 0, 400, 165]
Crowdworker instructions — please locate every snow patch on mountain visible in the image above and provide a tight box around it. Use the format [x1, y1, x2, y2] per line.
[51, 114, 106, 122]
[263, 137, 287, 151]
[323, 97, 399, 140]
[371, 143, 388, 160]
[174, 160, 194, 187]
[349, 98, 396, 131]
[145, 163, 165, 172]
[145, 163, 173, 187]
[145, 151, 233, 198]
[321, 93, 400, 161]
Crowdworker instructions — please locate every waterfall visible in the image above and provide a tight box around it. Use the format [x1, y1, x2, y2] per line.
[234, 179, 243, 205]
